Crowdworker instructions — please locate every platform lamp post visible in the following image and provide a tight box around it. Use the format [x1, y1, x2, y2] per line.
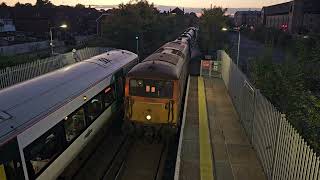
[222, 27, 241, 67]
[50, 24, 67, 55]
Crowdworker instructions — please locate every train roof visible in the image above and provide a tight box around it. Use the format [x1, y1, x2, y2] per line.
[0, 50, 138, 144]
[127, 55, 179, 79]
[127, 41, 189, 80]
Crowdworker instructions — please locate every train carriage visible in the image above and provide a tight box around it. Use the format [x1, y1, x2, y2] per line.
[124, 27, 198, 132]
[0, 50, 138, 180]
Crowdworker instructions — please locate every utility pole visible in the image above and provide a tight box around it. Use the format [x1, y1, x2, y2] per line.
[237, 30, 241, 67]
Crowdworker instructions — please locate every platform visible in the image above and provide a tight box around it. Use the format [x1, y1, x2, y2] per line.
[175, 76, 266, 180]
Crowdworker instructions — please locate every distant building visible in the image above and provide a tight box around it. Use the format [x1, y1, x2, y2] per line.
[0, 19, 16, 46]
[11, 6, 101, 38]
[262, 0, 320, 34]
[234, 11, 261, 27]
[171, 7, 184, 15]
[300, 0, 320, 34]
[261, 2, 292, 32]
[0, 19, 16, 33]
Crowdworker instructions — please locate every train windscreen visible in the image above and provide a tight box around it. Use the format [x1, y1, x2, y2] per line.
[130, 79, 173, 98]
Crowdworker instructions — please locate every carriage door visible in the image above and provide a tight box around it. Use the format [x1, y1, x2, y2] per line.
[113, 70, 125, 106]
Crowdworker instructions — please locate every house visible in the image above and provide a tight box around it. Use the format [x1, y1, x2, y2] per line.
[171, 7, 184, 15]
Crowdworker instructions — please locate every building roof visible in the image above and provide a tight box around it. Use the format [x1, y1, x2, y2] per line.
[127, 40, 189, 80]
[171, 7, 184, 15]
[262, 1, 293, 15]
[235, 11, 261, 16]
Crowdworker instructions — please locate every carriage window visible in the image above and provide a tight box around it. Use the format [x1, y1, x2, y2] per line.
[130, 79, 173, 98]
[0, 139, 24, 180]
[104, 86, 115, 108]
[64, 107, 86, 143]
[23, 123, 65, 179]
[86, 94, 104, 124]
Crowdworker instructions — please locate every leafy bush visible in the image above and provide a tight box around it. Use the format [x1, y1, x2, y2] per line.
[249, 41, 320, 153]
[198, 7, 228, 55]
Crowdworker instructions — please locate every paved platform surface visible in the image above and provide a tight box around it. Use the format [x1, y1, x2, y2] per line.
[177, 76, 266, 180]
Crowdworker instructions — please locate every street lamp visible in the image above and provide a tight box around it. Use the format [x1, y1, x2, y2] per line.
[136, 36, 139, 57]
[221, 27, 241, 67]
[96, 13, 109, 37]
[50, 24, 67, 55]
[60, 24, 67, 28]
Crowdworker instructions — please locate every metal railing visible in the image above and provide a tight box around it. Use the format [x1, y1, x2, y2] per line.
[0, 47, 111, 90]
[218, 50, 320, 180]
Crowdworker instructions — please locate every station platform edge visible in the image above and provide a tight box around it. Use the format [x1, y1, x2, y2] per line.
[175, 76, 266, 180]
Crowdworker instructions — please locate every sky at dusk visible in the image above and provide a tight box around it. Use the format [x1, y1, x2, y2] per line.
[2, 0, 291, 8]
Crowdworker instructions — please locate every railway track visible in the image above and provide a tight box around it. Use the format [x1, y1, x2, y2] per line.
[65, 130, 169, 180]
[111, 139, 168, 180]
[69, 133, 131, 180]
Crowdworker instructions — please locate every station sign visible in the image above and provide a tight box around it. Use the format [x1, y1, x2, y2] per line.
[201, 60, 211, 69]
[200, 60, 222, 78]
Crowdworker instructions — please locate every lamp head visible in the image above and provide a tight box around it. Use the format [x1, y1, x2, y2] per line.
[60, 24, 67, 28]
[221, 27, 228, 31]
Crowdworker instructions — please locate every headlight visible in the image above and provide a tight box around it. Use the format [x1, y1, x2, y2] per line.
[146, 115, 151, 121]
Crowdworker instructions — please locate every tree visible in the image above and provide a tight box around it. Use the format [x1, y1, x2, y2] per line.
[13, 2, 34, 7]
[249, 45, 320, 153]
[75, 4, 85, 9]
[36, 0, 53, 7]
[0, 2, 7, 7]
[14, 2, 22, 7]
[100, 0, 194, 58]
[199, 7, 228, 54]
[25, 3, 33, 7]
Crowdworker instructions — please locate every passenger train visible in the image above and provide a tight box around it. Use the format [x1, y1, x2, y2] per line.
[124, 27, 198, 133]
[0, 50, 138, 180]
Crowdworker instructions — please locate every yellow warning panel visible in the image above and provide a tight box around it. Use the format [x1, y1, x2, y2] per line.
[198, 76, 214, 180]
[0, 164, 7, 180]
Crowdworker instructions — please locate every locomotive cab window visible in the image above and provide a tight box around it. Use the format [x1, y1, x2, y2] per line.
[130, 79, 173, 98]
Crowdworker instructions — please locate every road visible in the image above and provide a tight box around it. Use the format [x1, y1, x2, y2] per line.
[228, 32, 286, 73]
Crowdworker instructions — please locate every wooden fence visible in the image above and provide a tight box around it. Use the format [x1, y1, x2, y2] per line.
[0, 47, 110, 89]
[218, 50, 320, 180]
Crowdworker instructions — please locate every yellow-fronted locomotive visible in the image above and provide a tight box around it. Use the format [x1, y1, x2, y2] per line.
[124, 27, 198, 133]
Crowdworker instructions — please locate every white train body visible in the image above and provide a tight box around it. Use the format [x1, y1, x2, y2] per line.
[0, 49, 138, 180]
